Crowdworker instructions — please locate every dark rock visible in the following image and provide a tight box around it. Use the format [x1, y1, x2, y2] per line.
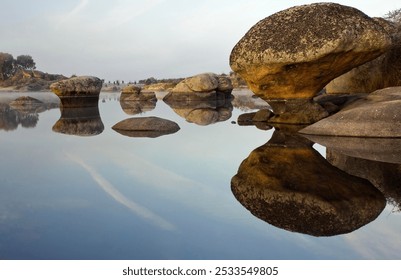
[112, 117, 180, 138]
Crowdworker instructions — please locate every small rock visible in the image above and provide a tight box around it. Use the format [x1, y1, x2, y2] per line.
[112, 117, 180, 138]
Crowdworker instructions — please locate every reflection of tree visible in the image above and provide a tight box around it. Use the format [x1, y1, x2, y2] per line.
[0, 103, 19, 131]
[231, 128, 386, 236]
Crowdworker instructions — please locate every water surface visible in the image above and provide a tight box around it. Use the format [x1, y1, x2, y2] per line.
[0, 90, 400, 260]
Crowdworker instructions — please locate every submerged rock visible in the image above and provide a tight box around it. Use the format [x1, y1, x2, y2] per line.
[231, 130, 386, 236]
[112, 116, 180, 138]
[230, 3, 391, 100]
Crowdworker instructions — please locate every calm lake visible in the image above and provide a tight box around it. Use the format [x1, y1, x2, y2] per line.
[0, 90, 400, 260]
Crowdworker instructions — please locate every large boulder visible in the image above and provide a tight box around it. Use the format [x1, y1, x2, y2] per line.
[300, 87, 401, 137]
[50, 76, 103, 97]
[165, 73, 233, 102]
[230, 3, 391, 100]
[326, 19, 401, 94]
[231, 130, 386, 236]
[112, 117, 180, 138]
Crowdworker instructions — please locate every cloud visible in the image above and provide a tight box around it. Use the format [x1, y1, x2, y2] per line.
[66, 153, 175, 231]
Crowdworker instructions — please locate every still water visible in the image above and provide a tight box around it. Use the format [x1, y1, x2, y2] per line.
[0, 90, 400, 260]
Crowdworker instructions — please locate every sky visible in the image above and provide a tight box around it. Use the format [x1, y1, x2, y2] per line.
[1, 0, 400, 82]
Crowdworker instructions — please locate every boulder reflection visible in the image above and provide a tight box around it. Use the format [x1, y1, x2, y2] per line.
[231, 128, 386, 236]
[119, 95, 157, 115]
[0, 96, 58, 131]
[327, 150, 401, 213]
[164, 97, 233, 126]
[52, 98, 104, 136]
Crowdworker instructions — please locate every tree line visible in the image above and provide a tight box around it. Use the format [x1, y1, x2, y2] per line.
[0, 52, 36, 80]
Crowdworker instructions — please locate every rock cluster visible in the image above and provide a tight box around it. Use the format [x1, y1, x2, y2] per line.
[164, 73, 233, 102]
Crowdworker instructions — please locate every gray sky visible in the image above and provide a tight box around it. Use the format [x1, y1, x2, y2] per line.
[1, 0, 399, 82]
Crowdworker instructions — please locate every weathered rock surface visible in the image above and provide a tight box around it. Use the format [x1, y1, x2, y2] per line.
[231, 130, 386, 236]
[143, 82, 177, 91]
[50, 76, 103, 97]
[300, 87, 401, 137]
[112, 117, 180, 138]
[166, 73, 233, 101]
[230, 3, 391, 100]
[326, 20, 401, 94]
[121, 85, 141, 95]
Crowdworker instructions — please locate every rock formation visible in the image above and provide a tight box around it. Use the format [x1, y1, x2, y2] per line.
[300, 87, 401, 137]
[112, 116, 180, 138]
[164, 73, 233, 102]
[230, 3, 392, 123]
[231, 130, 386, 236]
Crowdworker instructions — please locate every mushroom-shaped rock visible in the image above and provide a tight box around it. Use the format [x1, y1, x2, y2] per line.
[231, 130, 386, 236]
[112, 117, 180, 138]
[300, 87, 401, 137]
[50, 76, 103, 97]
[230, 3, 391, 100]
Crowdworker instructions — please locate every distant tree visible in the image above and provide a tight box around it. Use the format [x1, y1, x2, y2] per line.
[15, 55, 36, 70]
[0, 52, 16, 80]
[122, 80, 124, 84]
[385, 8, 401, 24]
